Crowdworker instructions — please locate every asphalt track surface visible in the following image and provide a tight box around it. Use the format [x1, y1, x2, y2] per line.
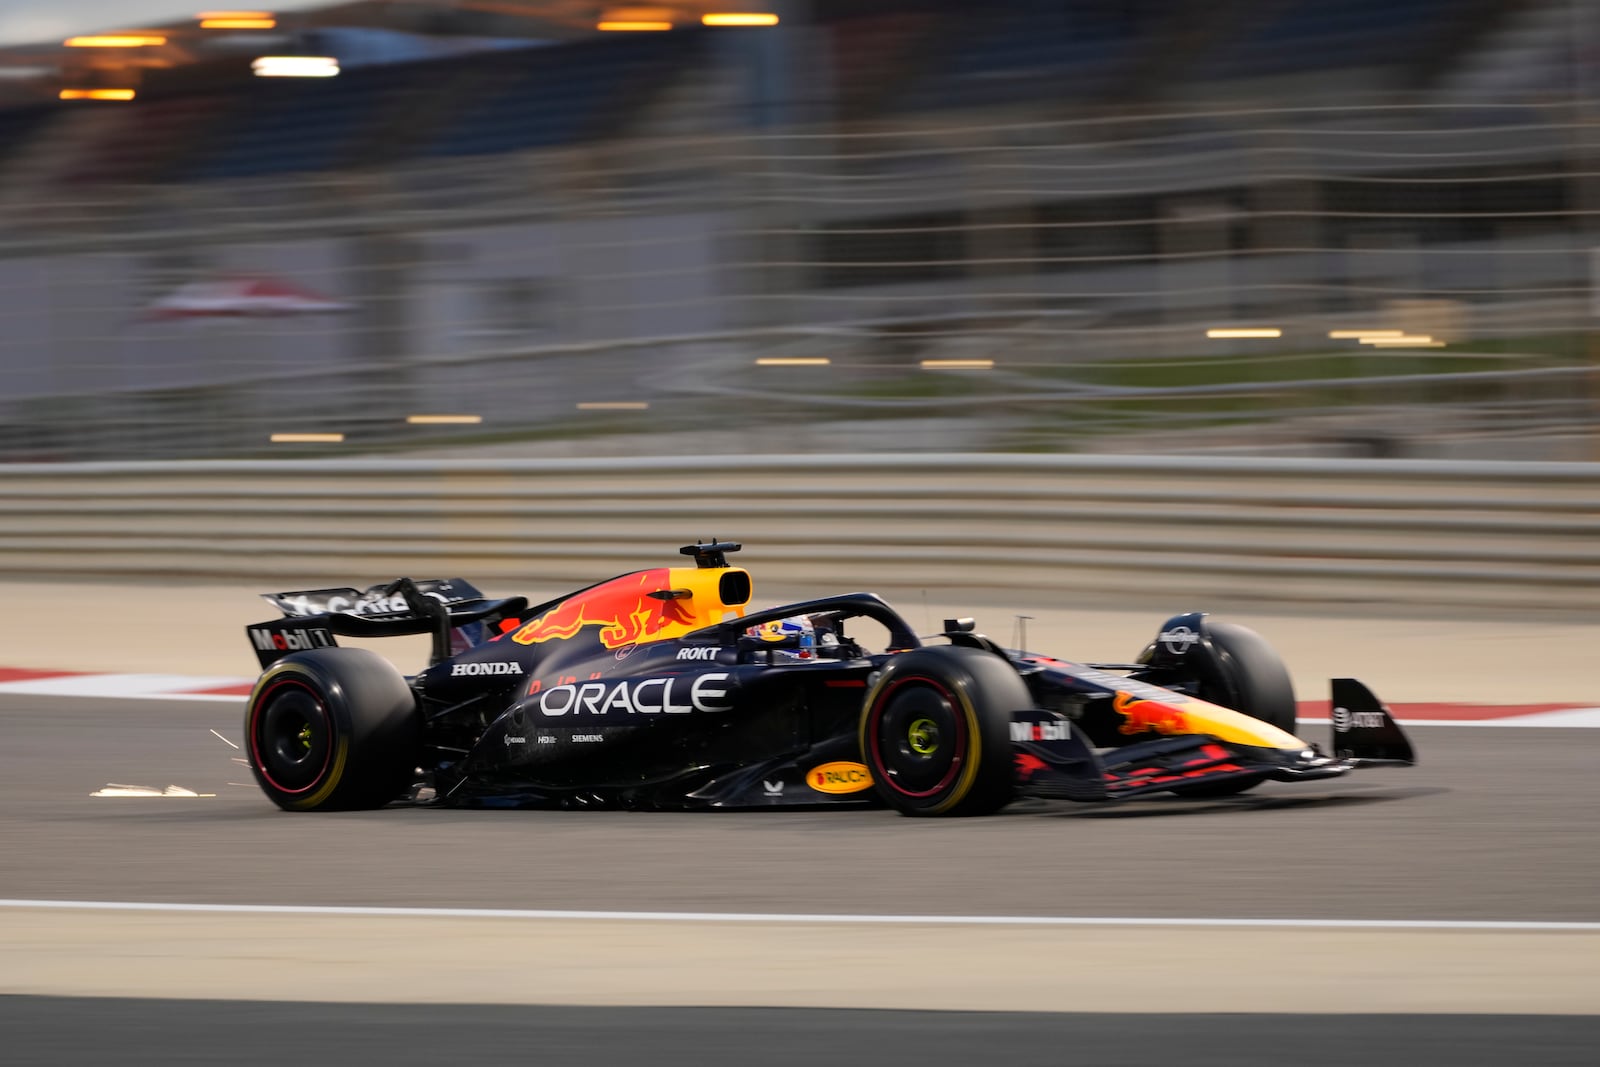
[5, 999, 1599, 1067]
[4, 694, 1596, 919]
[4, 692, 1598, 1064]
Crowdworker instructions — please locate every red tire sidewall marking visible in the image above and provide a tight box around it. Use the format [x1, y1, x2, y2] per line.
[249, 677, 334, 796]
[866, 674, 966, 799]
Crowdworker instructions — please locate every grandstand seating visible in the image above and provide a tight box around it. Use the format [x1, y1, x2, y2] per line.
[0, 105, 56, 176]
[181, 59, 443, 181]
[419, 32, 703, 159]
[827, 13, 938, 122]
[0, 1, 1549, 187]
[1195, 0, 1463, 79]
[0, 29, 707, 185]
[61, 95, 233, 186]
[891, 0, 1172, 113]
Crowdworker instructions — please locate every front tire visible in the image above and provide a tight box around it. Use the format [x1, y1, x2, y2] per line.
[1174, 621, 1297, 798]
[859, 646, 1024, 817]
[245, 648, 419, 811]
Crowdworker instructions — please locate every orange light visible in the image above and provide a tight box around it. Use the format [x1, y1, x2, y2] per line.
[58, 89, 137, 101]
[755, 357, 830, 366]
[405, 414, 483, 425]
[1366, 338, 1446, 348]
[596, 20, 673, 30]
[65, 35, 168, 47]
[1206, 328, 1281, 339]
[702, 13, 780, 26]
[576, 401, 650, 410]
[199, 13, 277, 29]
[269, 432, 344, 443]
[920, 359, 995, 369]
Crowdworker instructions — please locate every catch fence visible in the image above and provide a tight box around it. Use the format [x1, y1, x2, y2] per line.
[0, 103, 1598, 459]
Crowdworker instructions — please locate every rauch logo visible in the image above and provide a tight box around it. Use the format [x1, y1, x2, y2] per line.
[807, 761, 872, 795]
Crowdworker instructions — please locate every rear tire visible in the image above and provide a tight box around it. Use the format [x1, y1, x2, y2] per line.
[859, 646, 1024, 817]
[245, 648, 419, 811]
[1173, 621, 1297, 798]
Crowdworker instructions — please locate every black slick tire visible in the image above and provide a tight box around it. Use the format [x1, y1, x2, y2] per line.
[859, 645, 1024, 817]
[1173, 621, 1297, 798]
[245, 647, 419, 811]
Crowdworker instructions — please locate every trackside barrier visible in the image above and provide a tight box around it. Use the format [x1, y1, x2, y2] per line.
[2, 454, 1598, 616]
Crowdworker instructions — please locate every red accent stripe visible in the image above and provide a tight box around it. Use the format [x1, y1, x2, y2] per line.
[1297, 700, 1588, 721]
[0, 668, 85, 683]
[825, 680, 867, 688]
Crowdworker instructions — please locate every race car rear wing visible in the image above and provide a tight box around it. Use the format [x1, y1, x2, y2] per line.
[247, 577, 527, 669]
[263, 577, 487, 619]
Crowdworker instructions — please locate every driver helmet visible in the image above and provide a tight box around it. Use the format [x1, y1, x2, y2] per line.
[746, 615, 816, 659]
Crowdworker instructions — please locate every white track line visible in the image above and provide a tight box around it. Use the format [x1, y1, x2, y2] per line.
[1, 899, 1596, 931]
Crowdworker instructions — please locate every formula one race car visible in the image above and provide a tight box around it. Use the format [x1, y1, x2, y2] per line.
[242, 542, 1414, 815]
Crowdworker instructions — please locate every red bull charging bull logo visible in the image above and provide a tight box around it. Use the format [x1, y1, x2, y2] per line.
[1115, 691, 1189, 736]
[511, 569, 704, 650]
[1013, 752, 1048, 781]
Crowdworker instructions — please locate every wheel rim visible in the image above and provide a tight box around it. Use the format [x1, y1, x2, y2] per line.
[867, 676, 965, 799]
[907, 717, 939, 755]
[250, 679, 333, 795]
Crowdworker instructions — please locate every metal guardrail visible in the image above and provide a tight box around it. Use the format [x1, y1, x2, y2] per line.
[2, 454, 1598, 616]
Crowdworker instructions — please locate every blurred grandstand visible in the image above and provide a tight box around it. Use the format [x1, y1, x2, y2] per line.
[0, 0, 1598, 460]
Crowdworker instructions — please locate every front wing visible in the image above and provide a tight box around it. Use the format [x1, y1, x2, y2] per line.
[1009, 678, 1414, 802]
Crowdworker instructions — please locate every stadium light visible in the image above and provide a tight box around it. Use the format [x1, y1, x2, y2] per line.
[1206, 328, 1281, 339]
[1329, 330, 1403, 339]
[406, 414, 484, 425]
[270, 432, 344, 443]
[200, 11, 277, 29]
[755, 357, 830, 366]
[920, 359, 995, 369]
[1361, 335, 1441, 347]
[64, 35, 167, 47]
[58, 88, 136, 101]
[703, 13, 781, 26]
[252, 56, 340, 78]
[576, 401, 650, 410]
[597, 6, 675, 29]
